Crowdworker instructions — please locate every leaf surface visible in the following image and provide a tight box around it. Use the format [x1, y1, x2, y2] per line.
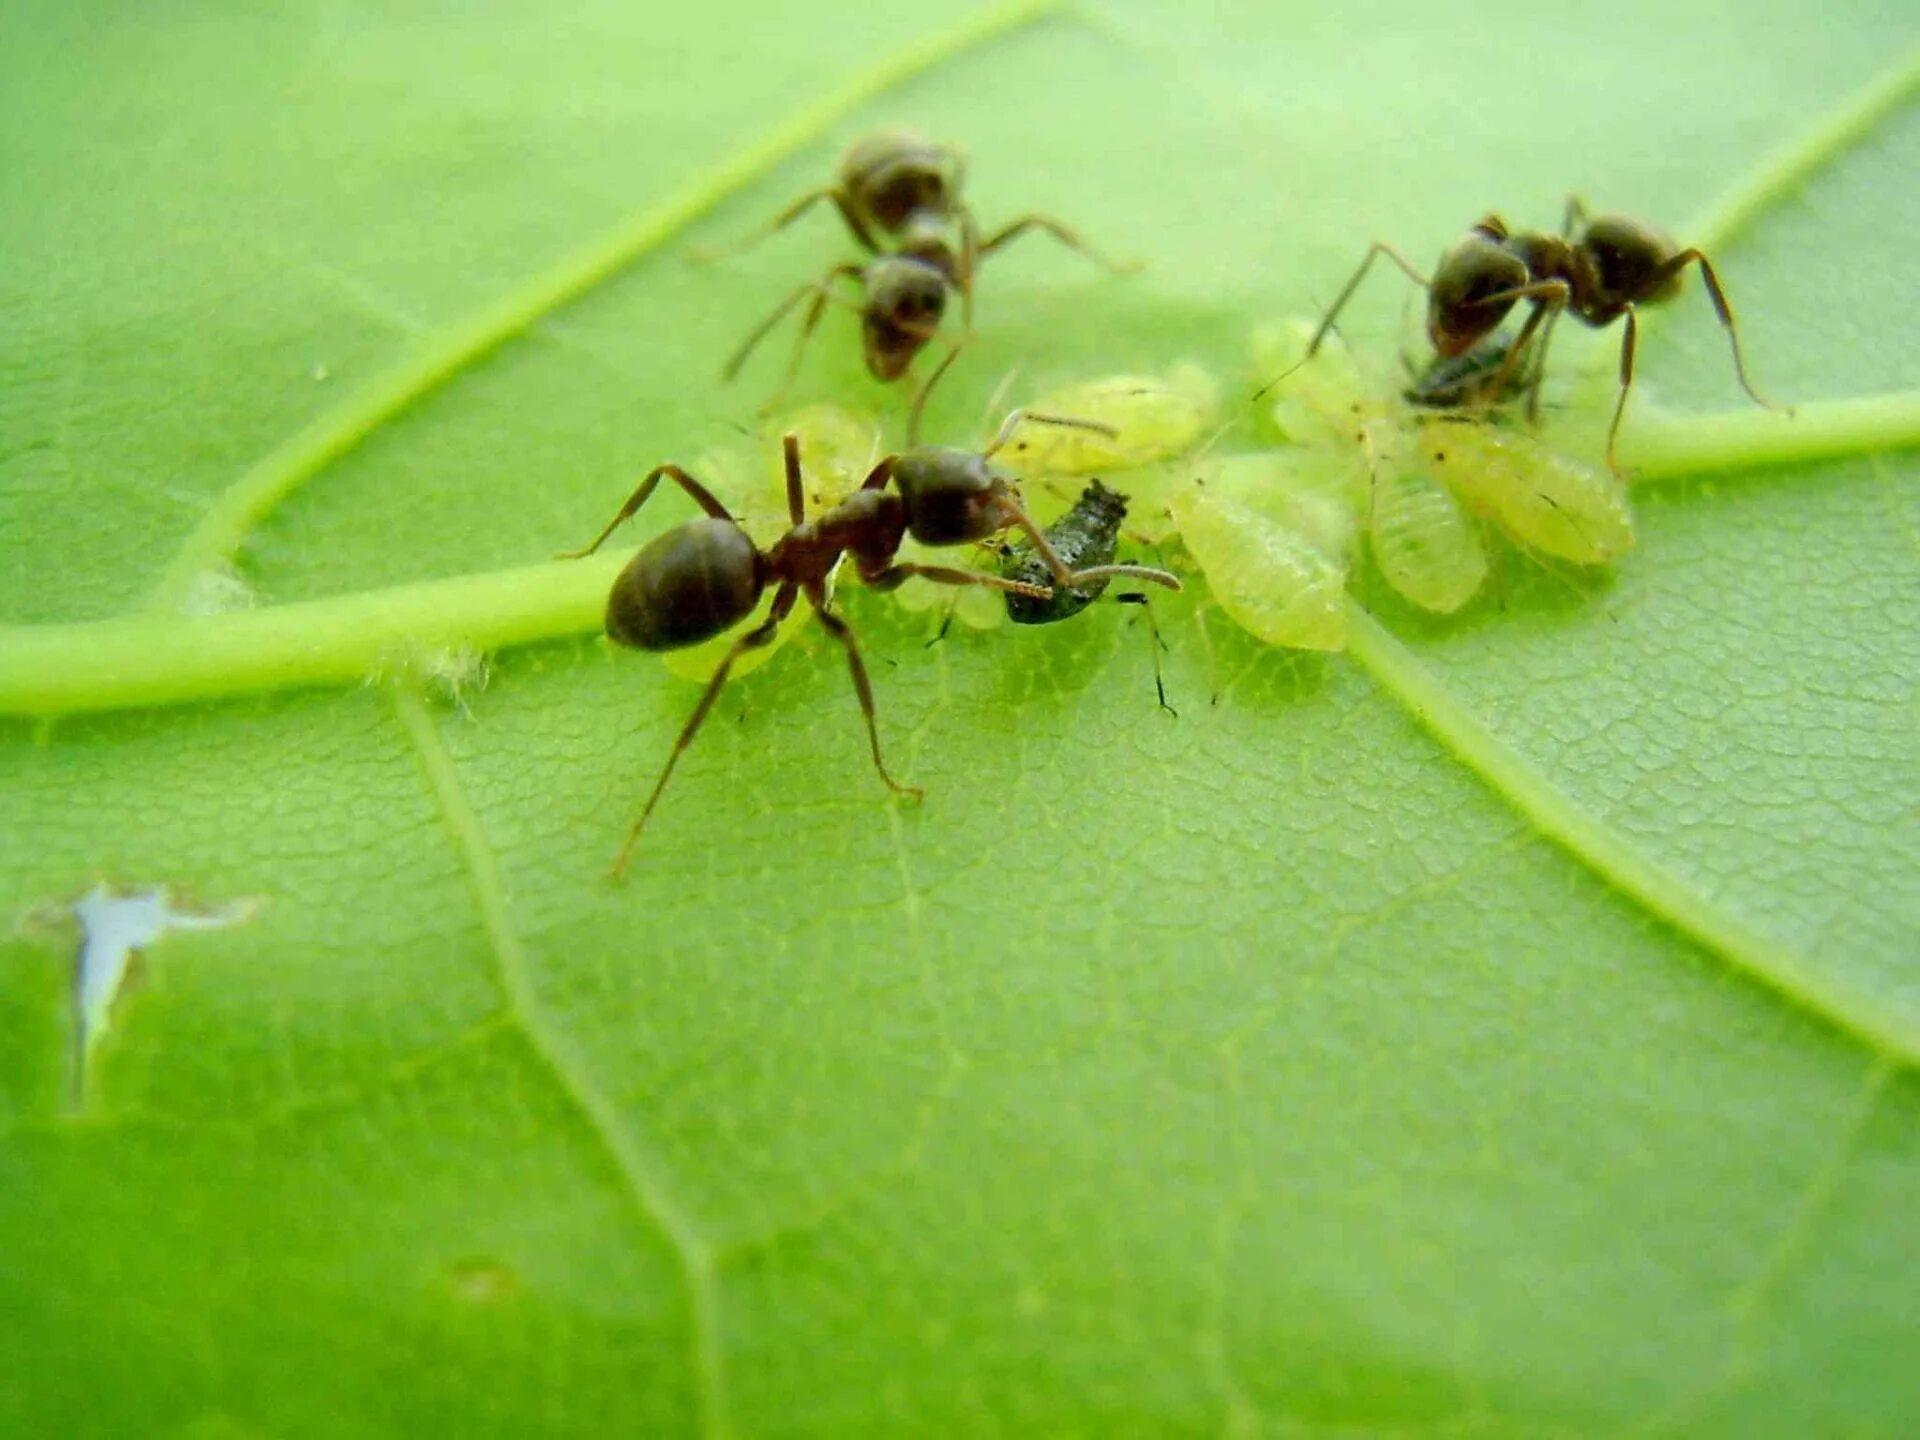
[3, 2, 1918, 1435]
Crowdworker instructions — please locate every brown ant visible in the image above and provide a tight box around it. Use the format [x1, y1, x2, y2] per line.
[1305, 197, 1779, 470]
[711, 129, 1134, 406]
[697, 131, 966, 261]
[560, 417, 1181, 876]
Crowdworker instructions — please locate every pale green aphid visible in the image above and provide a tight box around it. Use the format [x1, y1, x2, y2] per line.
[995, 362, 1220, 475]
[1169, 452, 1357, 652]
[662, 404, 878, 682]
[1253, 319, 1487, 614]
[1415, 418, 1634, 565]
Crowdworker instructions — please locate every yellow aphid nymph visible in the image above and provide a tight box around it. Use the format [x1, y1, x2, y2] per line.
[1170, 452, 1357, 652]
[995, 363, 1219, 476]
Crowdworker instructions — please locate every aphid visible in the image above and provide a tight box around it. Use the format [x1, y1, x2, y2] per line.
[716, 129, 1133, 405]
[1168, 452, 1358, 652]
[997, 480, 1179, 712]
[1402, 329, 1530, 411]
[561, 420, 1179, 874]
[1255, 320, 1484, 617]
[1419, 421, 1633, 565]
[993, 363, 1221, 476]
[1305, 198, 1778, 469]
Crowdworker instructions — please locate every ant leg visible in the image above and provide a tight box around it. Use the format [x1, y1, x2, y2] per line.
[780, 433, 806, 525]
[721, 264, 862, 384]
[611, 584, 799, 877]
[906, 339, 972, 448]
[807, 588, 924, 802]
[1467, 281, 1569, 409]
[1113, 592, 1175, 716]
[1520, 306, 1562, 420]
[958, 207, 980, 332]
[557, 465, 733, 559]
[1305, 242, 1430, 358]
[690, 189, 879, 262]
[864, 560, 1052, 602]
[1561, 194, 1590, 237]
[1660, 248, 1782, 413]
[1604, 306, 1640, 475]
[994, 491, 1182, 592]
[856, 455, 896, 493]
[977, 214, 1141, 273]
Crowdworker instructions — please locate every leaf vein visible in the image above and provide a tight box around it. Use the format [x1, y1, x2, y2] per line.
[1342, 604, 1920, 1065]
[144, 0, 1064, 614]
[389, 683, 728, 1438]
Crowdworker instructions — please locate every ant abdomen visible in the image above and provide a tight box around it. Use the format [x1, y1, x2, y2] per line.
[606, 518, 762, 652]
[1579, 215, 1679, 308]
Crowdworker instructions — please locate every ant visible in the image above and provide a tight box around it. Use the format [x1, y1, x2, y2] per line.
[711, 129, 1134, 407]
[1305, 197, 1779, 470]
[560, 418, 1181, 876]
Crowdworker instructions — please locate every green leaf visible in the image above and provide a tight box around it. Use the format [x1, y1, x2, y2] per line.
[3, 2, 1917, 1434]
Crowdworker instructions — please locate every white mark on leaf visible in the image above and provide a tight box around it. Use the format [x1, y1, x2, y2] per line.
[70, 883, 259, 1102]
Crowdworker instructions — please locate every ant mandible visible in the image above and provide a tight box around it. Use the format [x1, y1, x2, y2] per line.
[1305, 197, 1780, 470]
[561, 416, 1182, 876]
[711, 130, 1135, 407]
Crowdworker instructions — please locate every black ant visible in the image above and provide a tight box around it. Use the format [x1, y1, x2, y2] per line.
[560, 418, 1181, 875]
[712, 129, 1134, 407]
[1306, 197, 1779, 469]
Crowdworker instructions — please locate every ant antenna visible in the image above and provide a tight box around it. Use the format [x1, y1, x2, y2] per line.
[979, 408, 1117, 462]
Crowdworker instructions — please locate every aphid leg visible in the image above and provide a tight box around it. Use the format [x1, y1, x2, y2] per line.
[807, 584, 924, 802]
[995, 490, 1182, 592]
[1305, 242, 1431, 358]
[690, 188, 879, 262]
[906, 339, 972, 448]
[1191, 603, 1221, 707]
[721, 263, 862, 385]
[1657, 248, 1781, 413]
[1113, 592, 1176, 716]
[556, 465, 734, 559]
[977, 214, 1142, 273]
[612, 584, 799, 878]
[979, 407, 1117, 460]
[924, 594, 962, 648]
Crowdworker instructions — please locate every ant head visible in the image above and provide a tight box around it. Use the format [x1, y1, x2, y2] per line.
[842, 132, 955, 230]
[1578, 214, 1680, 305]
[1427, 229, 1528, 357]
[888, 447, 1016, 546]
[863, 258, 949, 380]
